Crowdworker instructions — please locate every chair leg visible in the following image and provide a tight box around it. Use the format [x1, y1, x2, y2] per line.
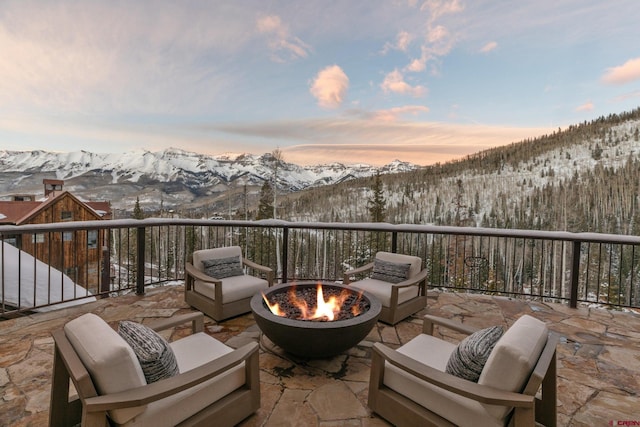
[49, 346, 81, 427]
[536, 350, 557, 426]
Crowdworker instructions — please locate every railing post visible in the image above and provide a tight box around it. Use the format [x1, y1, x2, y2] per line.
[282, 226, 289, 283]
[100, 245, 110, 294]
[569, 240, 581, 308]
[391, 231, 398, 253]
[137, 226, 145, 295]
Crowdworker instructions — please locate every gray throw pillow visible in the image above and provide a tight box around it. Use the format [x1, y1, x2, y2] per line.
[202, 256, 243, 279]
[118, 321, 179, 384]
[371, 258, 411, 283]
[445, 325, 504, 382]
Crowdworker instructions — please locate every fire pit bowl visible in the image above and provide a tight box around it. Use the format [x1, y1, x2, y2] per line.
[251, 281, 381, 358]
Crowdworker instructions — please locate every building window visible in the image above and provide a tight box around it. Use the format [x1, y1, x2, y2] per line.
[87, 230, 98, 249]
[63, 231, 73, 242]
[32, 234, 45, 244]
[61, 211, 73, 221]
[3, 237, 17, 247]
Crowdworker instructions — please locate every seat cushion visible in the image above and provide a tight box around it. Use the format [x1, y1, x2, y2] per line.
[478, 314, 548, 420]
[118, 321, 179, 383]
[121, 332, 246, 427]
[445, 325, 503, 382]
[383, 334, 502, 427]
[348, 278, 419, 307]
[194, 274, 269, 304]
[64, 313, 147, 424]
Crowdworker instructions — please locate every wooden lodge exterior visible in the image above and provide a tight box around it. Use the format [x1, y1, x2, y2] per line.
[0, 180, 112, 292]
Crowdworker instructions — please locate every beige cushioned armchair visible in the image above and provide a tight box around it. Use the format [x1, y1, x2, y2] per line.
[343, 251, 428, 324]
[49, 311, 260, 427]
[368, 314, 558, 426]
[185, 246, 274, 322]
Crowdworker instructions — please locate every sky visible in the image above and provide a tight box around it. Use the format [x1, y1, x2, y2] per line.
[1, 1, 639, 166]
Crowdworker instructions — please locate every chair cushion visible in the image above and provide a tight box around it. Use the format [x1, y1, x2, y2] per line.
[194, 274, 269, 303]
[371, 258, 411, 283]
[64, 313, 147, 424]
[347, 278, 418, 307]
[193, 246, 243, 272]
[383, 334, 502, 427]
[478, 314, 548, 420]
[118, 321, 179, 383]
[202, 255, 244, 279]
[122, 332, 246, 427]
[445, 325, 503, 382]
[375, 252, 422, 279]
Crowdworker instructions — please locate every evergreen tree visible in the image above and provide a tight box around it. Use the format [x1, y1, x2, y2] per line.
[367, 172, 386, 222]
[132, 197, 145, 219]
[256, 181, 274, 220]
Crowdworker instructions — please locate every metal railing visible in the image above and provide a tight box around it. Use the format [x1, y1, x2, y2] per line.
[2, 218, 640, 317]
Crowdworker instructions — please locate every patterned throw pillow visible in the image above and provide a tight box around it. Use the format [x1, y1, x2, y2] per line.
[118, 321, 179, 384]
[445, 325, 504, 382]
[371, 258, 411, 283]
[202, 256, 244, 279]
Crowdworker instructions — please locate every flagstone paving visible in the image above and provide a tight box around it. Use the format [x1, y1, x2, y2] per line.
[1, 284, 639, 426]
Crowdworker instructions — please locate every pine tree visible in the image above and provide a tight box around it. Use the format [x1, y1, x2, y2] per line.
[367, 172, 386, 222]
[256, 181, 274, 220]
[132, 197, 145, 219]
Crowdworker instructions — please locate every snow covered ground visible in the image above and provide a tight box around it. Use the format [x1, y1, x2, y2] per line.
[0, 242, 96, 312]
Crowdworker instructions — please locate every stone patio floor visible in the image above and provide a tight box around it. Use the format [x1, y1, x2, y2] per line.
[1, 284, 639, 427]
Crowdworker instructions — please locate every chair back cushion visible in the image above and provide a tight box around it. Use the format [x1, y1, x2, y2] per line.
[64, 313, 147, 424]
[375, 252, 422, 279]
[478, 314, 548, 421]
[193, 246, 243, 273]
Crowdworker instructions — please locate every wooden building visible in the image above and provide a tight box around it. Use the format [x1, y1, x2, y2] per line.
[0, 179, 112, 292]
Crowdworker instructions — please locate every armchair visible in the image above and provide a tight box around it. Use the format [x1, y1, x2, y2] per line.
[185, 246, 274, 322]
[49, 311, 260, 427]
[343, 251, 428, 324]
[368, 314, 558, 427]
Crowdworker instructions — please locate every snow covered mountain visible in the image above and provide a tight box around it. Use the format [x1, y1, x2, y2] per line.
[0, 148, 418, 213]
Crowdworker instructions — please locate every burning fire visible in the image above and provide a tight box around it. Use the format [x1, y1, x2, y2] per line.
[262, 283, 364, 321]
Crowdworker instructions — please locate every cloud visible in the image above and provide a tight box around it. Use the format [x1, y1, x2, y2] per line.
[602, 57, 640, 85]
[212, 117, 553, 166]
[403, 1, 462, 74]
[369, 106, 430, 122]
[256, 15, 311, 62]
[576, 101, 594, 112]
[381, 70, 426, 97]
[480, 41, 498, 53]
[381, 30, 413, 54]
[310, 65, 349, 109]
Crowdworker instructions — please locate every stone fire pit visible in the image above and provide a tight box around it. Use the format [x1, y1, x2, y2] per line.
[251, 281, 381, 358]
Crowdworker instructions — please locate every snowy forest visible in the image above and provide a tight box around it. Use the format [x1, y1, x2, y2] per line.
[272, 108, 640, 236]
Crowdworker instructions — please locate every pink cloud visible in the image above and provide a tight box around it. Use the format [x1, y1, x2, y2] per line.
[480, 41, 498, 53]
[257, 15, 310, 61]
[602, 57, 640, 85]
[576, 101, 594, 112]
[381, 70, 426, 97]
[310, 65, 349, 109]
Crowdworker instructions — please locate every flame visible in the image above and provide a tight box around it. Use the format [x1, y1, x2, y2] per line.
[263, 283, 360, 321]
[262, 293, 285, 316]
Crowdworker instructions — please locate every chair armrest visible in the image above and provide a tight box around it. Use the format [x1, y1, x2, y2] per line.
[185, 262, 222, 285]
[422, 314, 480, 336]
[148, 312, 204, 334]
[343, 262, 375, 284]
[242, 259, 275, 286]
[390, 268, 429, 289]
[372, 343, 534, 408]
[83, 342, 259, 412]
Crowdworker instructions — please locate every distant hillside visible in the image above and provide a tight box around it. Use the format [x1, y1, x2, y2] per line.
[280, 108, 640, 234]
